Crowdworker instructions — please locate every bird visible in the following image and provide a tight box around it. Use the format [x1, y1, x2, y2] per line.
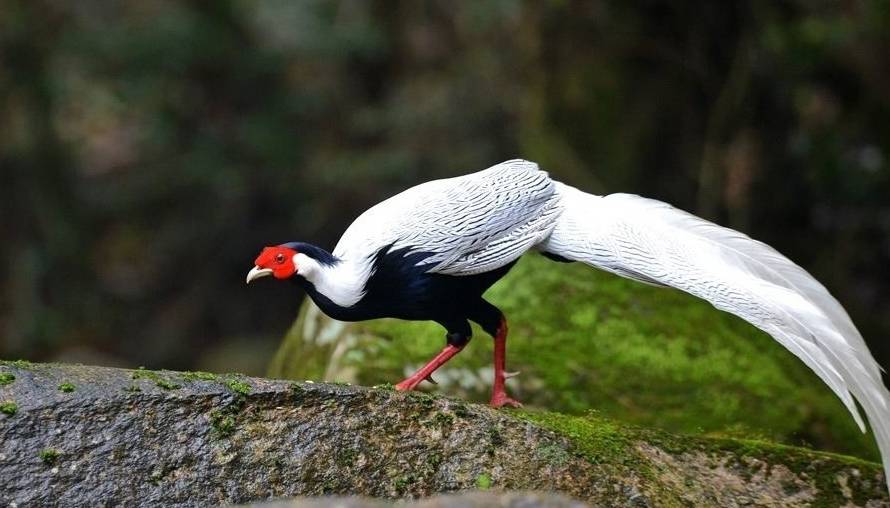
[247, 159, 890, 485]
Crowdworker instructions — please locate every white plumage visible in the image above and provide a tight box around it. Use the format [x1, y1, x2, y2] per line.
[540, 181, 890, 485]
[334, 159, 562, 275]
[319, 159, 890, 486]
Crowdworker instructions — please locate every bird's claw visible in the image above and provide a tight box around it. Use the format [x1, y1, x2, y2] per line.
[489, 393, 523, 408]
[502, 371, 520, 379]
[394, 374, 438, 391]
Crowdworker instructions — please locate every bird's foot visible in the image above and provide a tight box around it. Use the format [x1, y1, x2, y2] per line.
[489, 391, 522, 408]
[394, 378, 419, 391]
[394, 345, 462, 392]
[394, 373, 438, 391]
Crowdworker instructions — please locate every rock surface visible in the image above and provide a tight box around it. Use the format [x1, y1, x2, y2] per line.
[0, 361, 887, 507]
[245, 491, 590, 508]
[269, 254, 878, 460]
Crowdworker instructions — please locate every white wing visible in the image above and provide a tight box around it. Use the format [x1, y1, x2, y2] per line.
[541, 182, 890, 485]
[335, 160, 561, 275]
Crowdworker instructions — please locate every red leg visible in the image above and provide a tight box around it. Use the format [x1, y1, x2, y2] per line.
[490, 317, 522, 408]
[395, 344, 463, 391]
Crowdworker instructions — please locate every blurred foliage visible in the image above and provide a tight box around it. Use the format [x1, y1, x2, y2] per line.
[1, 1, 889, 377]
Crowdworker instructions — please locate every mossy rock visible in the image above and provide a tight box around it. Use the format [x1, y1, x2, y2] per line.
[268, 254, 878, 461]
[2, 362, 885, 506]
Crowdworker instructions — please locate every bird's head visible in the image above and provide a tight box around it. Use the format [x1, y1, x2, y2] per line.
[245, 245, 299, 284]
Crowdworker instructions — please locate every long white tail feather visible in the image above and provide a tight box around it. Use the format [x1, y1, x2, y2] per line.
[540, 182, 890, 486]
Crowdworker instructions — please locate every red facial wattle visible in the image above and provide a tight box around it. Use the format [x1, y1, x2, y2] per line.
[254, 245, 299, 279]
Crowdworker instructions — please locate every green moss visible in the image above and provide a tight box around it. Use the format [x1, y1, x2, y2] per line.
[516, 409, 883, 508]
[335, 447, 358, 467]
[148, 469, 164, 485]
[406, 390, 436, 409]
[0, 360, 33, 369]
[209, 398, 246, 438]
[475, 473, 492, 489]
[209, 409, 236, 437]
[424, 411, 454, 429]
[488, 426, 503, 446]
[321, 398, 339, 410]
[0, 372, 14, 386]
[155, 379, 181, 390]
[132, 367, 159, 381]
[393, 473, 415, 493]
[224, 379, 251, 396]
[270, 254, 878, 461]
[181, 371, 219, 382]
[39, 449, 59, 465]
[641, 421, 880, 478]
[320, 478, 340, 494]
[424, 451, 443, 471]
[517, 411, 637, 466]
[58, 382, 75, 393]
[484, 425, 505, 456]
[0, 401, 17, 416]
[132, 368, 180, 390]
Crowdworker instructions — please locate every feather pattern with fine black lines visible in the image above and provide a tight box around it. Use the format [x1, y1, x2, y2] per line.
[334, 159, 561, 276]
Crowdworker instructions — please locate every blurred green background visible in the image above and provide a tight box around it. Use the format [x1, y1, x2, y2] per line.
[1, 0, 889, 384]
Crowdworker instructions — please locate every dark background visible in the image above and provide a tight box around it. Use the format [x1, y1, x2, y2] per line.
[1, 1, 888, 379]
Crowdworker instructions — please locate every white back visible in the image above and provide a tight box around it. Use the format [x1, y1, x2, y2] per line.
[333, 159, 562, 275]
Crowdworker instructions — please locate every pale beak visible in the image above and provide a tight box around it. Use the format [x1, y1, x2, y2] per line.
[246, 266, 274, 284]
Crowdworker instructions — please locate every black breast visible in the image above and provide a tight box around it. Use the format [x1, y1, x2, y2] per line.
[298, 246, 515, 323]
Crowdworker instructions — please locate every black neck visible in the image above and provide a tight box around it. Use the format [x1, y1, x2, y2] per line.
[280, 242, 339, 267]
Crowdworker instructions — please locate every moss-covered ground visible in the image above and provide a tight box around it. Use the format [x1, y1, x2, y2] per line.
[513, 408, 883, 508]
[270, 253, 878, 461]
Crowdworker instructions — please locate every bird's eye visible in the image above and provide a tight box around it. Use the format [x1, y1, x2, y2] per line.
[275, 253, 285, 263]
